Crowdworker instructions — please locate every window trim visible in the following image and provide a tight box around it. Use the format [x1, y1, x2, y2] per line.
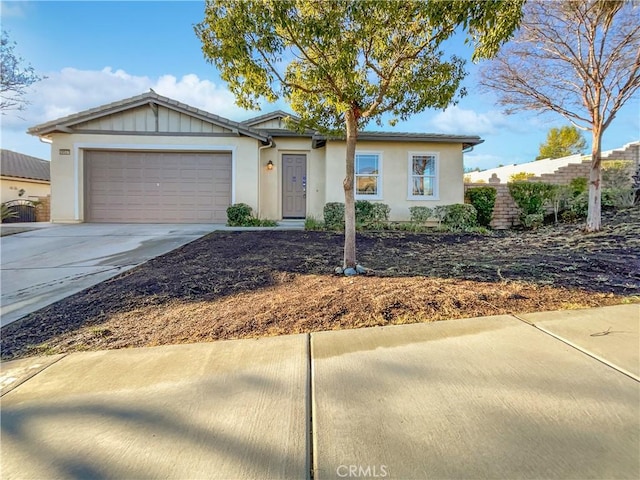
[407, 152, 439, 200]
[354, 150, 383, 200]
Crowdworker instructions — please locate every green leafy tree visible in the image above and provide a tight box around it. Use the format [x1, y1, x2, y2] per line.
[196, 0, 523, 268]
[0, 31, 44, 113]
[480, 1, 640, 232]
[536, 126, 587, 160]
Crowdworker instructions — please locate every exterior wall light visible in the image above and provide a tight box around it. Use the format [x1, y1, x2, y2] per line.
[267, 160, 274, 170]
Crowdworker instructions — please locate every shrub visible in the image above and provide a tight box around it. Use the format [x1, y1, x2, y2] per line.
[226, 203, 276, 227]
[1, 203, 18, 222]
[465, 186, 497, 227]
[323, 202, 345, 230]
[508, 182, 555, 229]
[409, 206, 433, 224]
[569, 177, 588, 196]
[508, 182, 555, 216]
[521, 213, 544, 230]
[509, 172, 535, 182]
[355, 200, 390, 229]
[226, 203, 253, 226]
[442, 204, 478, 231]
[602, 160, 634, 189]
[432, 205, 448, 225]
[304, 216, 324, 231]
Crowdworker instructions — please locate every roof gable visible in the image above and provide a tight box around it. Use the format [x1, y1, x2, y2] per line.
[241, 110, 300, 129]
[1, 150, 50, 182]
[28, 91, 270, 142]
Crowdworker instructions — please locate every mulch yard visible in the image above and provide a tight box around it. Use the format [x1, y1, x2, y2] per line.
[2, 206, 639, 360]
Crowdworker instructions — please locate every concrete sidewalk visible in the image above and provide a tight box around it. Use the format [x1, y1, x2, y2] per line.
[1, 304, 638, 479]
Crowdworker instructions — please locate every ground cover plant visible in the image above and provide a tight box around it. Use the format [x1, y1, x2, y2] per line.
[1, 206, 638, 360]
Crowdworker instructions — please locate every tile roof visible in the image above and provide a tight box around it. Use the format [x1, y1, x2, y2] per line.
[0, 150, 51, 182]
[27, 91, 270, 143]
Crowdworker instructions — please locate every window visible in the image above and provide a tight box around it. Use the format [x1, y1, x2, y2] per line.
[355, 152, 382, 199]
[408, 153, 438, 199]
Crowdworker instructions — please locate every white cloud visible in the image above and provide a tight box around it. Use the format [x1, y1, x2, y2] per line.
[428, 106, 517, 136]
[1, 67, 249, 130]
[0, 1, 27, 17]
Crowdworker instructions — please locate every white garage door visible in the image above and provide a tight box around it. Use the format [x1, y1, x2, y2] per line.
[85, 150, 232, 223]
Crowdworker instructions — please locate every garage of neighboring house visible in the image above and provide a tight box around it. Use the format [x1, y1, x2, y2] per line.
[84, 150, 232, 223]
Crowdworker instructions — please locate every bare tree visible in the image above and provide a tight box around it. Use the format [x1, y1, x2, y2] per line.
[480, 0, 640, 231]
[1, 31, 43, 113]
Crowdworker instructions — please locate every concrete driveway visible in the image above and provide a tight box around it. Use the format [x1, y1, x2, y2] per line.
[0, 223, 219, 327]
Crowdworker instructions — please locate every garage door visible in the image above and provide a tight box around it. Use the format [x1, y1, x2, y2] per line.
[85, 150, 231, 223]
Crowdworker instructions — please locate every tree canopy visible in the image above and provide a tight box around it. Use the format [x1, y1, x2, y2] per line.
[536, 126, 587, 160]
[0, 31, 43, 113]
[480, 0, 640, 231]
[196, 0, 523, 267]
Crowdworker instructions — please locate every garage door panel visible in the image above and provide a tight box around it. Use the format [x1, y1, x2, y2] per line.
[86, 151, 232, 223]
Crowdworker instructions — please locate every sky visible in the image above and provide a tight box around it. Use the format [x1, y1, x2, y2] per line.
[1, 0, 639, 171]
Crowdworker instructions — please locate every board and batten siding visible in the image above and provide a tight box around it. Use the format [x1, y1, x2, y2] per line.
[73, 105, 234, 134]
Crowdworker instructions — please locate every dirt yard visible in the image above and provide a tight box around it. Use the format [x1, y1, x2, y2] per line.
[2, 206, 639, 360]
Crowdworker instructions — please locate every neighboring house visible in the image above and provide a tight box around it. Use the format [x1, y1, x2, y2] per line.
[0, 150, 51, 203]
[27, 91, 482, 223]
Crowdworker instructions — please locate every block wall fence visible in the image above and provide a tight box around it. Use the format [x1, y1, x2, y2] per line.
[465, 142, 639, 229]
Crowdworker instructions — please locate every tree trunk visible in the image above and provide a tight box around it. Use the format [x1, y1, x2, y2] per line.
[586, 127, 603, 232]
[343, 110, 358, 268]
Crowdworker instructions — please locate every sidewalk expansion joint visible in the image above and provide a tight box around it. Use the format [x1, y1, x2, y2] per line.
[1, 353, 69, 397]
[511, 314, 639, 383]
[307, 333, 316, 480]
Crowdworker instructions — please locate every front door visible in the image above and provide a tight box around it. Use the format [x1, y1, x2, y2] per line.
[282, 154, 307, 218]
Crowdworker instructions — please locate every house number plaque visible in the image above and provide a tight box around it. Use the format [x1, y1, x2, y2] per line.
[59, 149, 71, 155]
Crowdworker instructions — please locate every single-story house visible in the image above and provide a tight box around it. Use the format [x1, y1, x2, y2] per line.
[27, 91, 482, 223]
[1, 149, 51, 203]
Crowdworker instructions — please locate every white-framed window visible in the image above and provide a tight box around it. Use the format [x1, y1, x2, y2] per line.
[355, 151, 382, 199]
[408, 152, 438, 200]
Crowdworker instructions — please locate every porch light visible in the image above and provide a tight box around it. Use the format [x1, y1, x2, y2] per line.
[267, 160, 274, 170]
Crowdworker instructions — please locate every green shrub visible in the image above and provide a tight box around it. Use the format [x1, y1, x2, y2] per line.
[569, 177, 588, 196]
[508, 182, 555, 216]
[508, 182, 555, 229]
[226, 203, 276, 227]
[304, 216, 324, 231]
[521, 213, 544, 230]
[442, 204, 478, 231]
[409, 206, 433, 224]
[355, 200, 390, 229]
[226, 203, 253, 226]
[258, 219, 278, 227]
[509, 172, 535, 182]
[465, 186, 497, 227]
[602, 160, 634, 189]
[1, 203, 18, 222]
[432, 205, 448, 225]
[323, 202, 345, 230]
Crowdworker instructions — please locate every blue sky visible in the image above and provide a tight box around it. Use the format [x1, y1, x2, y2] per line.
[1, 0, 638, 170]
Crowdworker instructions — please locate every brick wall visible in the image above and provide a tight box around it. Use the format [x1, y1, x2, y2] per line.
[35, 195, 50, 222]
[464, 142, 639, 229]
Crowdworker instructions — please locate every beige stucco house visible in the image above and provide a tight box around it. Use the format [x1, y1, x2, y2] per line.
[1, 150, 51, 203]
[28, 91, 482, 223]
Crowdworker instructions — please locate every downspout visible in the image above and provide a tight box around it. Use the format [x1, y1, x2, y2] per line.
[258, 137, 274, 219]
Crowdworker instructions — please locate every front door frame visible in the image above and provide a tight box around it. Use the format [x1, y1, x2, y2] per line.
[281, 153, 307, 219]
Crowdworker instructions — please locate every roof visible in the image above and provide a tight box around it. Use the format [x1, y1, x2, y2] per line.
[0, 150, 51, 182]
[241, 110, 301, 127]
[309, 131, 483, 150]
[27, 91, 270, 143]
[27, 92, 482, 149]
